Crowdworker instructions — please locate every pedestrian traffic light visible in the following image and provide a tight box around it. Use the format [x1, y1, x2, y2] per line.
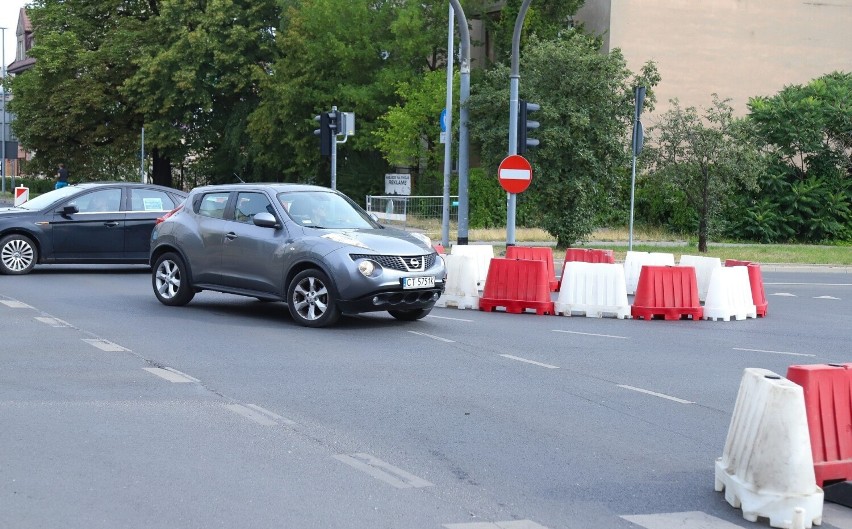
[517, 99, 540, 155]
[313, 110, 340, 156]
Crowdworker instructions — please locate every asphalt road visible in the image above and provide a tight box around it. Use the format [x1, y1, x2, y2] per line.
[0, 266, 850, 529]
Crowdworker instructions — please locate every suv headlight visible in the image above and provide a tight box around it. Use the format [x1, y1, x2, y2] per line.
[357, 259, 382, 277]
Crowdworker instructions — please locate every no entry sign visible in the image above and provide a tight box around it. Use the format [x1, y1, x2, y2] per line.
[498, 154, 532, 194]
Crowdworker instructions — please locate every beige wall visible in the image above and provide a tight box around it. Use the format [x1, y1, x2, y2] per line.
[577, 0, 852, 120]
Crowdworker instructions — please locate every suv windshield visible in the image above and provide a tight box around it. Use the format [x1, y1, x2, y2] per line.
[279, 191, 378, 230]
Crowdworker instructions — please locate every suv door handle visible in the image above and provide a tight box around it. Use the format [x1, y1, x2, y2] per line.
[104, 221, 120, 227]
[225, 232, 238, 240]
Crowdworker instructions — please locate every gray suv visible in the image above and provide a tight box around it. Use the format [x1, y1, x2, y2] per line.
[150, 184, 446, 327]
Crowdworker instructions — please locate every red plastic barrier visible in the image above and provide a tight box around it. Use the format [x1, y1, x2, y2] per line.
[479, 258, 554, 315]
[725, 260, 767, 317]
[563, 248, 615, 264]
[631, 265, 703, 320]
[506, 246, 558, 291]
[559, 248, 615, 290]
[787, 363, 852, 486]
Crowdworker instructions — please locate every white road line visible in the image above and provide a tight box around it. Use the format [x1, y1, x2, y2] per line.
[771, 292, 796, 297]
[814, 295, 840, 299]
[766, 282, 852, 286]
[245, 403, 296, 425]
[333, 453, 434, 489]
[444, 520, 551, 529]
[407, 330, 455, 343]
[142, 367, 196, 383]
[499, 354, 559, 369]
[0, 300, 32, 309]
[223, 404, 278, 426]
[82, 338, 128, 352]
[427, 314, 474, 322]
[733, 347, 816, 357]
[617, 385, 693, 404]
[34, 316, 72, 328]
[552, 329, 628, 339]
[622, 511, 744, 529]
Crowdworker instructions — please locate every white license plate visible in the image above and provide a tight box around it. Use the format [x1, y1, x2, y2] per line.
[402, 276, 435, 289]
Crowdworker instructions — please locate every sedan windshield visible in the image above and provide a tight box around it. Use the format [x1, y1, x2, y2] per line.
[15, 186, 88, 211]
[279, 191, 379, 230]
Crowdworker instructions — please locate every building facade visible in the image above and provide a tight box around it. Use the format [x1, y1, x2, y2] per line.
[575, 0, 852, 119]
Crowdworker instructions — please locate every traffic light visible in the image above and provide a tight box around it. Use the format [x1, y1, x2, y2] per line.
[313, 110, 340, 156]
[517, 99, 540, 155]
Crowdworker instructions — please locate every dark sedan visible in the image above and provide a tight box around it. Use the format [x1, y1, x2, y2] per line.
[0, 182, 187, 275]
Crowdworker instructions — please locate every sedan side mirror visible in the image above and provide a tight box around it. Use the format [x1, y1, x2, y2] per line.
[61, 205, 79, 216]
[252, 211, 280, 229]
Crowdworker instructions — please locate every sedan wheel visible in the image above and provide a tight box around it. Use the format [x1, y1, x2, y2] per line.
[152, 252, 195, 306]
[287, 269, 340, 327]
[0, 234, 38, 275]
[388, 308, 432, 321]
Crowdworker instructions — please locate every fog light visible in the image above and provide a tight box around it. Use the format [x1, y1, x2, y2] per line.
[372, 296, 380, 305]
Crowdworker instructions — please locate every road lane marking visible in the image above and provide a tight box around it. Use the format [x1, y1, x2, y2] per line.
[622, 511, 744, 529]
[733, 347, 816, 357]
[814, 295, 840, 299]
[82, 339, 128, 352]
[0, 300, 32, 309]
[771, 292, 796, 296]
[617, 385, 693, 404]
[224, 404, 279, 426]
[35, 316, 72, 328]
[499, 354, 559, 369]
[333, 453, 434, 489]
[408, 330, 455, 343]
[444, 521, 551, 529]
[427, 314, 474, 322]
[245, 403, 296, 426]
[552, 330, 628, 339]
[143, 367, 198, 383]
[766, 282, 852, 286]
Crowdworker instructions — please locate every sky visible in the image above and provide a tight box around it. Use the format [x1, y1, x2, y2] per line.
[1, 1, 27, 72]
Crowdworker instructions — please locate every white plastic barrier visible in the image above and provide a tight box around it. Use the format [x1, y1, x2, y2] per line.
[703, 266, 757, 321]
[623, 251, 675, 295]
[434, 254, 480, 310]
[555, 262, 630, 318]
[715, 368, 823, 529]
[449, 244, 494, 290]
[679, 254, 721, 301]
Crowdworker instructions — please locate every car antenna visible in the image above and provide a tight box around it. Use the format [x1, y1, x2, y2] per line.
[234, 173, 245, 183]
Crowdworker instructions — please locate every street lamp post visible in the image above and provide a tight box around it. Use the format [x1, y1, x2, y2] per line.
[1, 27, 6, 195]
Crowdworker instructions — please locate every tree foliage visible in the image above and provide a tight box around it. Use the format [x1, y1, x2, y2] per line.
[642, 96, 764, 252]
[467, 34, 659, 246]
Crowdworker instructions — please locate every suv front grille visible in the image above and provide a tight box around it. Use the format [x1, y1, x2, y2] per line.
[350, 253, 437, 272]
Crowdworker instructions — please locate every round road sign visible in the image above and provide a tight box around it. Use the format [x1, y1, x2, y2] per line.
[498, 154, 533, 194]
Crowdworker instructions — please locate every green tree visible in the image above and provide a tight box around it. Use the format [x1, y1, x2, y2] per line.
[8, 0, 155, 180]
[642, 96, 763, 252]
[467, 34, 659, 246]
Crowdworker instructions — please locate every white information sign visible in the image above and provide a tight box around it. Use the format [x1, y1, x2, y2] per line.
[384, 173, 411, 196]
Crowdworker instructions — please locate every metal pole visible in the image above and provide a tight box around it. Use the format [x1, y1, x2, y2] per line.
[629, 154, 636, 251]
[140, 127, 145, 183]
[331, 105, 337, 190]
[449, 0, 470, 246]
[1, 27, 6, 195]
[440, 5, 454, 248]
[506, 0, 534, 246]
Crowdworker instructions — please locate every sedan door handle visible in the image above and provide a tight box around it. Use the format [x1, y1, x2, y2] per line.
[104, 221, 120, 227]
[225, 232, 238, 240]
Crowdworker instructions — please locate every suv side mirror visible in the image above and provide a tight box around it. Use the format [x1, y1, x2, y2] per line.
[252, 211, 279, 229]
[61, 205, 79, 216]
